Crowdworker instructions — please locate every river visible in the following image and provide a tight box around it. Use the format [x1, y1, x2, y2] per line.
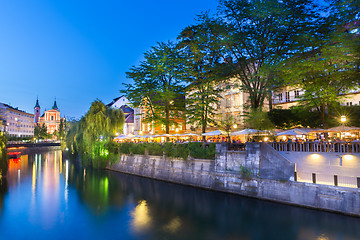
[0, 149, 359, 240]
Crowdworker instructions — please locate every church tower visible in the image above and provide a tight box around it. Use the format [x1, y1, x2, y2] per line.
[34, 98, 40, 124]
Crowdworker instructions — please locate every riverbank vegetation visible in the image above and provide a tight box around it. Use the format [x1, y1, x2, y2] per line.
[116, 142, 216, 160]
[0, 132, 8, 177]
[66, 100, 125, 168]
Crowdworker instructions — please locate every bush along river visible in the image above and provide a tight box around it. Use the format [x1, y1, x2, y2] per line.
[0, 149, 359, 240]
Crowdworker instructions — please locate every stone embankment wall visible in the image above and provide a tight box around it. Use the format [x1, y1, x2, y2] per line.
[108, 143, 360, 217]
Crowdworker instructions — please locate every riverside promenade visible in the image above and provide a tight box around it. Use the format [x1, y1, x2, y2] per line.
[108, 142, 360, 217]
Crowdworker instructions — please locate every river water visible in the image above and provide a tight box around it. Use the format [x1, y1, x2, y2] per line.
[0, 149, 359, 240]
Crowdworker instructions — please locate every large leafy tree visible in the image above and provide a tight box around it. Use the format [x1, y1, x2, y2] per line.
[34, 123, 50, 139]
[280, 14, 360, 127]
[122, 42, 185, 134]
[217, 0, 319, 110]
[178, 14, 228, 135]
[66, 100, 125, 167]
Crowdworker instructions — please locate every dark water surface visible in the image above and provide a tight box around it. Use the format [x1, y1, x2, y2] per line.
[0, 150, 359, 240]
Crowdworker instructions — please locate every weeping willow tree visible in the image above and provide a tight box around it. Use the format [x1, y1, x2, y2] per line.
[66, 100, 125, 168]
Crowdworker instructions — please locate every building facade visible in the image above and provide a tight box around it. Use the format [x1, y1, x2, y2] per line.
[0, 103, 35, 137]
[272, 87, 360, 109]
[36, 100, 64, 135]
[107, 96, 138, 135]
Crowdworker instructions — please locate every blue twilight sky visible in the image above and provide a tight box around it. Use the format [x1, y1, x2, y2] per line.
[0, 0, 218, 119]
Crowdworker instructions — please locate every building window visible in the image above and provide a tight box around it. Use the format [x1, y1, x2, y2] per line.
[51, 116, 54, 121]
[234, 94, 240, 107]
[286, 92, 290, 102]
[278, 93, 283, 102]
[225, 96, 232, 108]
[294, 90, 300, 98]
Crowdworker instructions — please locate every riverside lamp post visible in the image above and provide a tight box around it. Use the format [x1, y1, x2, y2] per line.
[341, 115, 346, 140]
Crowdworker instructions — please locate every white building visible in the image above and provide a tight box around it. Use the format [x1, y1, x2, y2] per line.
[0, 103, 35, 137]
[107, 96, 140, 135]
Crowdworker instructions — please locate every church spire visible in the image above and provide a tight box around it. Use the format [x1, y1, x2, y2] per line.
[34, 98, 40, 109]
[52, 98, 58, 110]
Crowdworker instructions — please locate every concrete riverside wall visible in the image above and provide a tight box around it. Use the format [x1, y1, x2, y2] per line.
[108, 144, 360, 217]
[259, 143, 295, 181]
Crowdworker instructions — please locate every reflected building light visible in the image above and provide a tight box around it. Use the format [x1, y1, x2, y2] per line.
[163, 217, 182, 234]
[131, 200, 152, 232]
[32, 161, 37, 193]
[343, 155, 354, 161]
[17, 169, 21, 183]
[65, 160, 69, 203]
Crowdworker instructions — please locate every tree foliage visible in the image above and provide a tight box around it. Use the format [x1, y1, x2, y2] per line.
[122, 42, 185, 134]
[217, 0, 319, 110]
[34, 123, 50, 139]
[0, 132, 7, 177]
[244, 109, 274, 130]
[178, 14, 228, 134]
[280, 28, 360, 127]
[66, 100, 125, 167]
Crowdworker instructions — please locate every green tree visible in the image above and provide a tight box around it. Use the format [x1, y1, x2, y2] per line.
[122, 42, 185, 134]
[280, 30, 359, 127]
[218, 115, 235, 141]
[178, 14, 227, 135]
[244, 109, 274, 130]
[55, 118, 66, 140]
[66, 100, 125, 167]
[34, 123, 50, 139]
[217, 0, 319, 110]
[0, 132, 7, 177]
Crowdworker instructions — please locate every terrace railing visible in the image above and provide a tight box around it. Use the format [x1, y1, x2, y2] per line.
[270, 141, 360, 153]
[294, 171, 360, 188]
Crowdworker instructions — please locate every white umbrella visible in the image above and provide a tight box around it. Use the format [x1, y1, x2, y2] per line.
[202, 130, 226, 136]
[158, 134, 171, 137]
[230, 129, 264, 136]
[114, 134, 126, 139]
[277, 128, 308, 136]
[182, 133, 199, 136]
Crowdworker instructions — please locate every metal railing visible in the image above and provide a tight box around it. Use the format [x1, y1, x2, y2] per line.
[295, 171, 360, 188]
[271, 142, 360, 153]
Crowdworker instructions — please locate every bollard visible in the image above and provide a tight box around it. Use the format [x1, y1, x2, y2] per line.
[312, 173, 316, 184]
[294, 172, 297, 182]
[334, 175, 338, 186]
[357, 177, 360, 188]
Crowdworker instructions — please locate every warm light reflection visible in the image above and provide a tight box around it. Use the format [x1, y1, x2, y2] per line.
[311, 154, 320, 160]
[163, 217, 182, 233]
[343, 155, 354, 161]
[132, 200, 151, 231]
[317, 234, 330, 240]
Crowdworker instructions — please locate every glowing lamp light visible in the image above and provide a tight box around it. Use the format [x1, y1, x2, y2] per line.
[233, 124, 238, 129]
[282, 136, 287, 141]
[311, 154, 321, 160]
[343, 155, 354, 161]
[264, 137, 269, 142]
[341, 115, 346, 123]
[176, 128, 179, 133]
[139, 131, 143, 135]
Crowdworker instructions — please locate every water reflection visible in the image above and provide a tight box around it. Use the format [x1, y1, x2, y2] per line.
[0, 150, 359, 240]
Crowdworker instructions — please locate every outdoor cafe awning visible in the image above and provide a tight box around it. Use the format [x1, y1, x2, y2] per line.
[201, 130, 226, 136]
[325, 126, 360, 132]
[277, 128, 308, 136]
[230, 129, 265, 136]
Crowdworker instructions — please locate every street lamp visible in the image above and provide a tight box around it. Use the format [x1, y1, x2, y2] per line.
[233, 124, 238, 129]
[341, 115, 346, 140]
